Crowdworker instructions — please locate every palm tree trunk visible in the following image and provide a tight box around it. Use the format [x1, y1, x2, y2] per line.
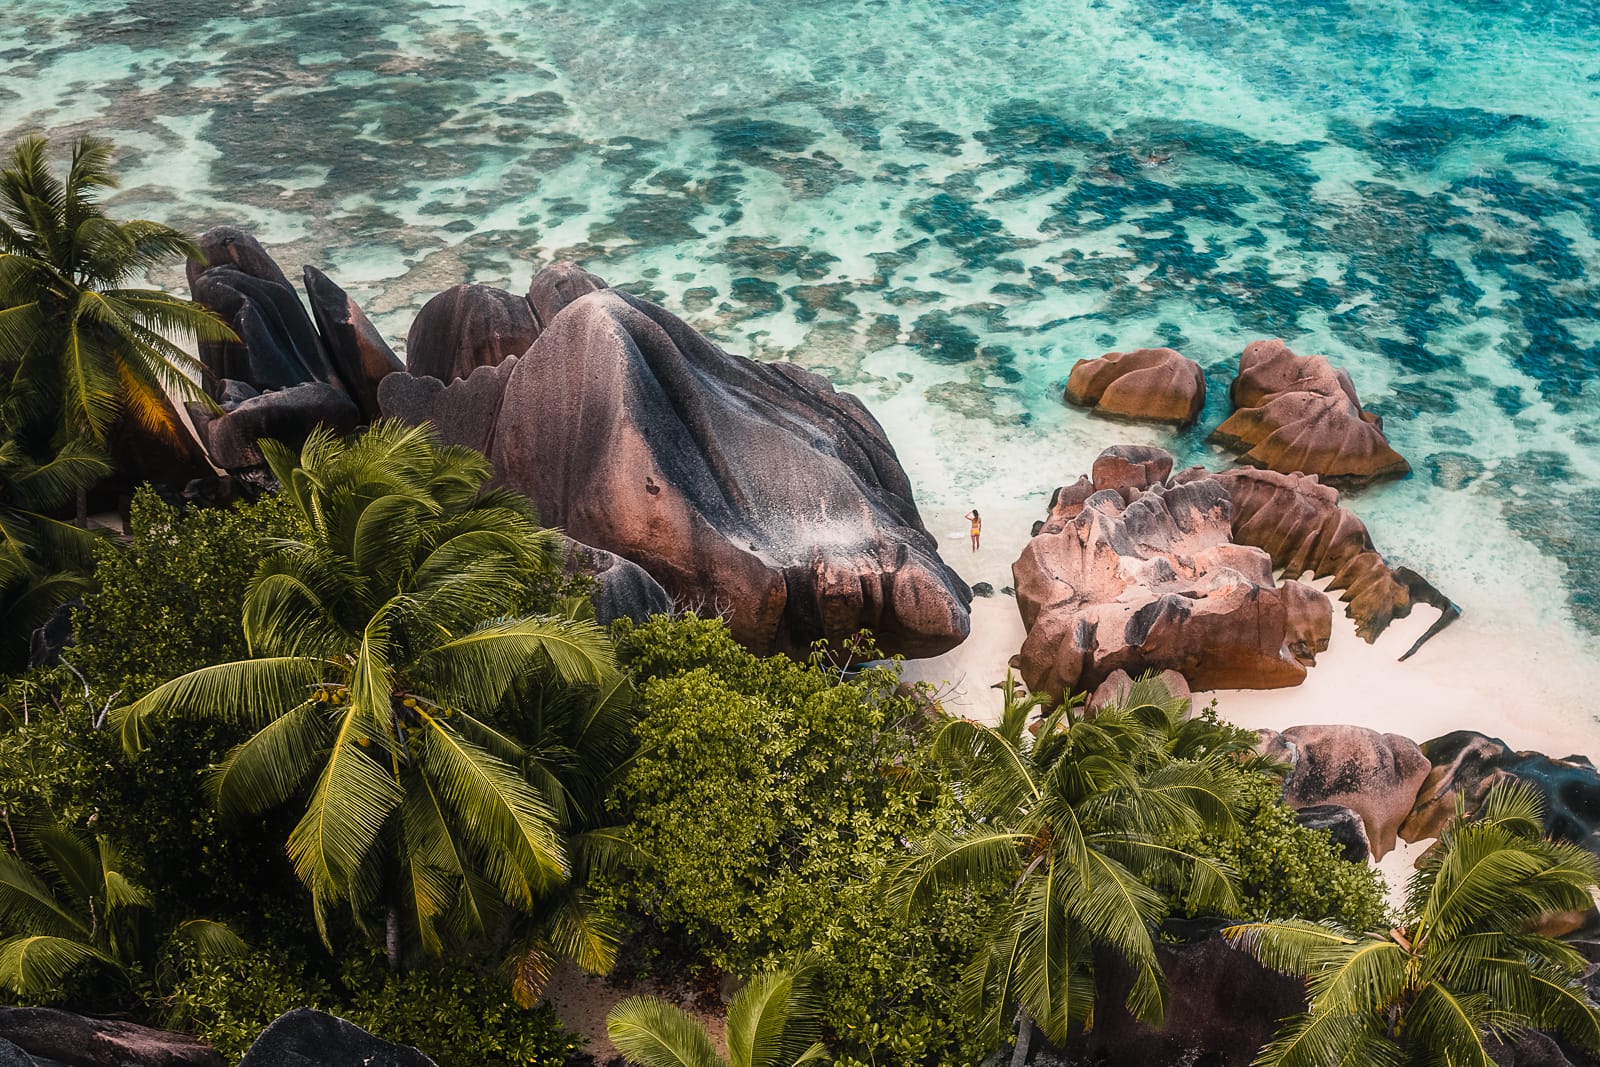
[386, 908, 401, 971]
[1010, 1007, 1034, 1067]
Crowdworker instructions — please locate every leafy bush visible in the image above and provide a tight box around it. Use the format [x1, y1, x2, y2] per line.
[609, 615, 999, 1067]
[164, 948, 580, 1067]
[1187, 773, 1389, 932]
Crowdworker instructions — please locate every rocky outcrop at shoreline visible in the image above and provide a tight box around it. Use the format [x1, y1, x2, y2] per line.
[383, 275, 971, 659]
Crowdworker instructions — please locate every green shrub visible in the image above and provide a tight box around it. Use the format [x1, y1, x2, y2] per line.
[1188, 773, 1390, 932]
[610, 615, 999, 1067]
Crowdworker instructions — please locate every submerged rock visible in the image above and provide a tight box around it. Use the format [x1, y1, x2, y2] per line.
[382, 289, 969, 658]
[239, 1009, 436, 1067]
[1064, 346, 1206, 425]
[1210, 339, 1410, 487]
[1257, 725, 1430, 860]
[1014, 474, 1330, 700]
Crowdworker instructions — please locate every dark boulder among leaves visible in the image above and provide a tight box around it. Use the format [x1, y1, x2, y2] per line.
[238, 1009, 436, 1067]
[1294, 803, 1373, 863]
[1257, 725, 1431, 860]
[0, 1007, 221, 1067]
[303, 266, 403, 421]
[382, 289, 970, 658]
[563, 538, 674, 626]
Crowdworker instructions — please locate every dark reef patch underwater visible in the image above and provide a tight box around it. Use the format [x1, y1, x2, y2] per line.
[5, 0, 1600, 705]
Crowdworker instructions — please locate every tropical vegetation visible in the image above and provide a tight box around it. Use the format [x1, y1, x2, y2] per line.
[1228, 782, 1600, 1067]
[606, 961, 829, 1067]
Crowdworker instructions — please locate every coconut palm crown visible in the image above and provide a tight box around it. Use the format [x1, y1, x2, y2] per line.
[1227, 782, 1600, 1067]
[114, 421, 626, 960]
[0, 133, 233, 445]
[894, 673, 1252, 1051]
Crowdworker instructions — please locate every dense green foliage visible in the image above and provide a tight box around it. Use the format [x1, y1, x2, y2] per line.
[1230, 783, 1600, 1067]
[1187, 772, 1389, 934]
[610, 615, 1001, 1066]
[607, 961, 828, 1067]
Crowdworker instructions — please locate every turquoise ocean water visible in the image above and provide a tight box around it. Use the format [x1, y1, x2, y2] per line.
[5, 0, 1600, 737]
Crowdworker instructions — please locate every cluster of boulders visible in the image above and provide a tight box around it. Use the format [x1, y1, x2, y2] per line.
[1011, 444, 1455, 700]
[146, 229, 972, 659]
[1065, 338, 1409, 487]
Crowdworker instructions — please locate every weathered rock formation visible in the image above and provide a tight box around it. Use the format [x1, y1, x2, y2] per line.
[1211, 339, 1410, 486]
[1064, 346, 1206, 425]
[1014, 471, 1331, 700]
[563, 538, 674, 626]
[0, 1007, 221, 1067]
[527, 261, 608, 330]
[1401, 731, 1600, 852]
[239, 1009, 437, 1067]
[1216, 467, 1459, 654]
[1086, 667, 1193, 718]
[186, 228, 363, 467]
[405, 283, 539, 385]
[303, 266, 403, 420]
[381, 288, 970, 658]
[1257, 725, 1431, 860]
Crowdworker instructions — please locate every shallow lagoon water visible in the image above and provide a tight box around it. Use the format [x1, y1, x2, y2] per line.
[6, 0, 1600, 745]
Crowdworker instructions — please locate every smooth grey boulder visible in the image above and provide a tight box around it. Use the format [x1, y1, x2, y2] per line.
[0, 1039, 38, 1067]
[405, 284, 538, 384]
[239, 1009, 436, 1067]
[190, 381, 359, 469]
[564, 539, 673, 625]
[527, 261, 608, 330]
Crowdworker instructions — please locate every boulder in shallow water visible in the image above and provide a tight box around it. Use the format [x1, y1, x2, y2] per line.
[1210, 339, 1410, 487]
[1257, 725, 1430, 860]
[0, 1007, 220, 1067]
[239, 1009, 436, 1067]
[1064, 346, 1206, 425]
[405, 283, 539, 384]
[1014, 477, 1329, 700]
[382, 289, 970, 658]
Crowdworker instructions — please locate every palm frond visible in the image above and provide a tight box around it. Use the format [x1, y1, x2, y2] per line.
[606, 996, 720, 1067]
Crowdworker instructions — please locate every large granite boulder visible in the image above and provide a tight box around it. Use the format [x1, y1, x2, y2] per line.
[1014, 476, 1330, 700]
[1073, 924, 1306, 1067]
[381, 289, 970, 658]
[405, 284, 539, 384]
[1257, 725, 1431, 860]
[239, 1009, 436, 1067]
[527, 261, 608, 330]
[1401, 731, 1600, 851]
[304, 266, 403, 421]
[1064, 346, 1206, 426]
[1216, 467, 1459, 654]
[186, 228, 360, 468]
[0, 1007, 220, 1067]
[1211, 339, 1410, 487]
[0, 1039, 37, 1067]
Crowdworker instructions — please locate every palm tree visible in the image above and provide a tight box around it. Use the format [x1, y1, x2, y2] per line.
[0, 821, 242, 996]
[606, 962, 829, 1067]
[894, 673, 1249, 1060]
[0, 133, 233, 447]
[1227, 782, 1600, 1067]
[0, 434, 111, 667]
[113, 421, 627, 967]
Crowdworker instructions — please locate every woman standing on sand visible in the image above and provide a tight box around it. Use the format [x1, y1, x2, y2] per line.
[966, 509, 981, 551]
